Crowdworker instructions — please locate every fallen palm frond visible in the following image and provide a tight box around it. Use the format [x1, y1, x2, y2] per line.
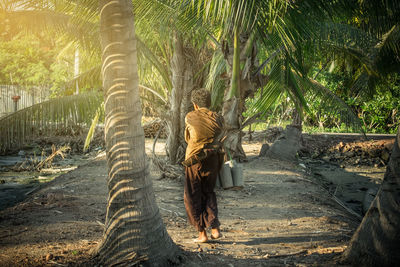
[0, 92, 103, 153]
[11, 144, 71, 172]
[35, 144, 70, 170]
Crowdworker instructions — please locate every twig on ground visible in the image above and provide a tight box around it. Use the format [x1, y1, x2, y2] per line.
[159, 207, 186, 220]
[308, 174, 362, 221]
[48, 261, 67, 267]
[25, 186, 39, 196]
[0, 228, 28, 239]
[264, 249, 308, 258]
[96, 220, 105, 228]
[294, 176, 318, 184]
[331, 195, 363, 220]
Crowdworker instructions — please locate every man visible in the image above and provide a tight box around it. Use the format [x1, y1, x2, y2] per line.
[183, 88, 224, 243]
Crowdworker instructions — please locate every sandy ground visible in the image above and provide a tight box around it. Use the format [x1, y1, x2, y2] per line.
[0, 139, 376, 266]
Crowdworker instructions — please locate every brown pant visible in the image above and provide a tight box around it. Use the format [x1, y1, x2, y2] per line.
[184, 153, 220, 232]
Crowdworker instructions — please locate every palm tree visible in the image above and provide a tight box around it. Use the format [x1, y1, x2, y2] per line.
[1, 0, 188, 159]
[95, 0, 176, 265]
[343, 129, 400, 266]
[2, 0, 177, 264]
[134, 0, 216, 165]
[341, 1, 400, 265]
[178, 0, 360, 160]
[0, 0, 105, 152]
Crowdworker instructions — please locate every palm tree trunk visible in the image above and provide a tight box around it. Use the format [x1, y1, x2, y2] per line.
[97, 0, 176, 265]
[166, 33, 185, 164]
[222, 28, 247, 161]
[291, 105, 303, 130]
[342, 128, 400, 266]
[179, 66, 194, 146]
[167, 33, 195, 164]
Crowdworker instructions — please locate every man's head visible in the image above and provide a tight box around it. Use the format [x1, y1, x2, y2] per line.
[191, 88, 211, 109]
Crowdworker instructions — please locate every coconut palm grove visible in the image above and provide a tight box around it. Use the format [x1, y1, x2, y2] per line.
[0, 0, 399, 266]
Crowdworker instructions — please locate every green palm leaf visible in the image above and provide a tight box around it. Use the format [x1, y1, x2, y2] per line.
[206, 50, 227, 109]
[0, 92, 103, 153]
[246, 59, 284, 117]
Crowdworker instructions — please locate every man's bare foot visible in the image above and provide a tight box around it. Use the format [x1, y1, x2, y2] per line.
[211, 227, 221, 239]
[194, 230, 208, 243]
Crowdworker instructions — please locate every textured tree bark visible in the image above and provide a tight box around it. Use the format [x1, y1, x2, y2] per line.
[222, 96, 246, 161]
[291, 106, 303, 130]
[342, 128, 400, 267]
[166, 34, 196, 165]
[179, 66, 194, 150]
[222, 31, 256, 161]
[166, 33, 186, 164]
[97, 0, 176, 265]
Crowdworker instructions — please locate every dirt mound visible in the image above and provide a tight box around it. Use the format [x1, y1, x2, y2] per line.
[244, 128, 394, 167]
[301, 134, 395, 167]
[264, 125, 302, 162]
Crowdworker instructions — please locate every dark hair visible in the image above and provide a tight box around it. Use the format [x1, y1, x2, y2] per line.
[191, 88, 211, 108]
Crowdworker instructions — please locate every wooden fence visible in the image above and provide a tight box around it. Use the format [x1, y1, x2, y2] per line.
[0, 85, 49, 118]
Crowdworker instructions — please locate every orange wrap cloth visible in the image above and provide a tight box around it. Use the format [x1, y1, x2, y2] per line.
[184, 107, 223, 160]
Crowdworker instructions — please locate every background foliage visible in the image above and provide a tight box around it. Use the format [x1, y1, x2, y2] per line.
[0, 0, 399, 136]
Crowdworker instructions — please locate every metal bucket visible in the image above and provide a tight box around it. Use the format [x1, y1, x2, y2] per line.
[231, 162, 243, 187]
[219, 162, 233, 189]
[215, 174, 221, 188]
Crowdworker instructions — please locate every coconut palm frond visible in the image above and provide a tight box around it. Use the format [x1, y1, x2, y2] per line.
[285, 43, 364, 132]
[0, 92, 103, 153]
[205, 51, 227, 110]
[134, 0, 218, 48]
[314, 20, 399, 98]
[139, 85, 167, 104]
[314, 22, 377, 76]
[375, 25, 400, 75]
[136, 40, 171, 111]
[2, 1, 101, 53]
[137, 37, 172, 92]
[246, 59, 284, 117]
[286, 65, 309, 115]
[83, 102, 104, 152]
[65, 66, 101, 91]
[357, 0, 400, 37]
[134, 0, 177, 26]
[0, 9, 68, 33]
[306, 78, 364, 133]
[377, 25, 400, 56]
[256, 0, 360, 59]
[184, 0, 258, 33]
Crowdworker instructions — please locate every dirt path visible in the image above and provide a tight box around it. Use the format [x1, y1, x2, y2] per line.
[0, 141, 369, 266]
